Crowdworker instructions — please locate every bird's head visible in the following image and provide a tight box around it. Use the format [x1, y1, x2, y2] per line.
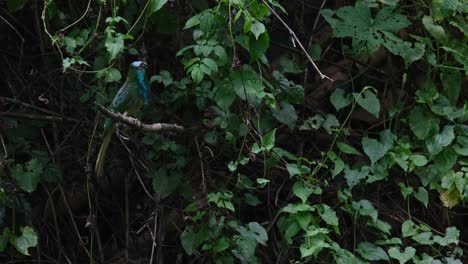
[130, 61, 148, 71]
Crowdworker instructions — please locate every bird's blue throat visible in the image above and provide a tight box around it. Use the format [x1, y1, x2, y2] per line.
[136, 70, 150, 105]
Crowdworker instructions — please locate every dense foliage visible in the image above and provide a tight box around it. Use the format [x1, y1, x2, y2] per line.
[0, 0, 467, 263]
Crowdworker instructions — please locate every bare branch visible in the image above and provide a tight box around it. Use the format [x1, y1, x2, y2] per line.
[96, 104, 184, 133]
[259, 0, 333, 81]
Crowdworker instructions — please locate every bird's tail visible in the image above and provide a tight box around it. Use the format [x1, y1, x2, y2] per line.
[95, 122, 116, 178]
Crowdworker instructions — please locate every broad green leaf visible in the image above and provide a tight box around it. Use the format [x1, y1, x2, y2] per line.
[202, 58, 218, 73]
[408, 105, 439, 140]
[410, 154, 428, 167]
[318, 204, 339, 227]
[11, 159, 43, 193]
[330, 88, 352, 111]
[250, 20, 266, 39]
[344, 165, 370, 189]
[453, 136, 468, 156]
[300, 237, 330, 258]
[388, 246, 416, 264]
[191, 65, 204, 83]
[433, 227, 459, 246]
[352, 199, 378, 223]
[246, 222, 268, 245]
[11, 226, 38, 256]
[411, 232, 433, 245]
[213, 80, 236, 111]
[150, 167, 182, 196]
[105, 35, 124, 62]
[426, 125, 455, 155]
[440, 68, 462, 104]
[183, 15, 200, 29]
[353, 89, 380, 118]
[262, 129, 276, 150]
[434, 147, 457, 173]
[98, 68, 121, 83]
[422, 16, 448, 44]
[327, 151, 344, 177]
[292, 182, 313, 203]
[357, 242, 389, 261]
[413, 187, 429, 207]
[362, 129, 396, 165]
[181, 227, 203, 255]
[272, 102, 297, 129]
[249, 32, 270, 61]
[402, 220, 418, 237]
[231, 66, 264, 106]
[7, 0, 26, 12]
[281, 203, 315, 214]
[337, 142, 362, 155]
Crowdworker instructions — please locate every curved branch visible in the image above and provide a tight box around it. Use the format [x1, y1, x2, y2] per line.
[96, 104, 184, 133]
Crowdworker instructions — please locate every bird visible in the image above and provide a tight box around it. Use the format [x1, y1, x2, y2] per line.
[95, 61, 150, 178]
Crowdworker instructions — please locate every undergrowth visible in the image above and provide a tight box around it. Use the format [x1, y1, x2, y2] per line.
[0, 0, 467, 263]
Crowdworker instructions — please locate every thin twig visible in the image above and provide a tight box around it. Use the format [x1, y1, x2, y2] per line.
[0, 96, 79, 122]
[96, 104, 184, 132]
[0, 112, 67, 122]
[259, 0, 333, 81]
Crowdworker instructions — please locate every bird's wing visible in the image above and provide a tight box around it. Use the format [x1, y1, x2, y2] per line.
[110, 83, 131, 113]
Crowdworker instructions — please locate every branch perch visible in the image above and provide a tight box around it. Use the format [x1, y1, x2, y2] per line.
[96, 104, 184, 133]
[259, 0, 333, 81]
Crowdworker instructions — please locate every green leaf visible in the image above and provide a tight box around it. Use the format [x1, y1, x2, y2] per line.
[213, 80, 236, 111]
[426, 125, 455, 155]
[148, 0, 167, 16]
[300, 237, 330, 258]
[337, 142, 361, 155]
[293, 182, 314, 203]
[328, 151, 344, 177]
[281, 203, 315, 214]
[318, 204, 339, 227]
[250, 20, 266, 39]
[344, 165, 370, 189]
[408, 105, 439, 140]
[181, 227, 203, 255]
[440, 68, 462, 104]
[413, 187, 429, 207]
[362, 129, 396, 165]
[422, 16, 448, 44]
[388, 246, 416, 264]
[410, 154, 428, 167]
[150, 167, 182, 196]
[190, 65, 204, 83]
[272, 102, 297, 129]
[401, 220, 418, 237]
[353, 89, 380, 118]
[433, 227, 459, 246]
[352, 199, 378, 223]
[202, 58, 218, 73]
[249, 32, 270, 61]
[98, 68, 121, 83]
[231, 66, 264, 106]
[357, 242, 389, 261]
[262, 129, 276, 151]
[7, 0, 26, 12]
[11, 159, 43, 193]
[104, 34, 125, 62]
[11, 226, 38, 256]
[183, 14, 200, 29]
[411, 232, 433, 245]
[330, 88, 352, 111]
[434, 147, 457, 173]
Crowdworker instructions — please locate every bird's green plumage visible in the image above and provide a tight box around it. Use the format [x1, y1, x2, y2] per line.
[95, 61, 150, 178]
